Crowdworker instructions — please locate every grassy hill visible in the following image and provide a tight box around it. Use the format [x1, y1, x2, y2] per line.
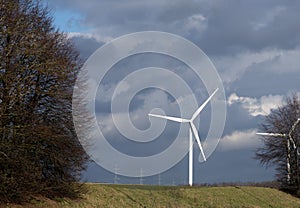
[5, 183, 300, 208]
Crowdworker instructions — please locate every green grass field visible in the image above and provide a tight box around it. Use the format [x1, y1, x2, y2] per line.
[5, 183, 300, 208]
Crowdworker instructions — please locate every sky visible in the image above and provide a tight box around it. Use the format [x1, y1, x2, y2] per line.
[43, 0, 300, 185]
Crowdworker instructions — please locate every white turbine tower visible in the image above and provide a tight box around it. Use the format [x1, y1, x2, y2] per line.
[256, 118, 300, 183]
[149, 88, 219, 186]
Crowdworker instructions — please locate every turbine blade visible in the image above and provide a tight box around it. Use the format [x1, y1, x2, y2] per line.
[148, 114, 189, 123]
[289, 136, 297, 150]
[190, 122, 206, 161]
[256, 133, 286, 137]
[289, 118, 300, 136]
[287, 119, 300, 149]
[191, 88, 219, 121]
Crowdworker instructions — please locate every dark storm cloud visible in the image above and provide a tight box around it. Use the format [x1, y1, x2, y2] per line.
[224, 102, 261, 135]
[200, 149, 276, 183]
[231, 65, 300, 97]
[69, 36, 104, 60]
[47, 0, 300, 55]
[44, 0, 300, 184]
[84, 148, 276, 184]
[199, 1, 300, 55]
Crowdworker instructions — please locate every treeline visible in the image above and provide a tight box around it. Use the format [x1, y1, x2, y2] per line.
[193, 181, 280, 188]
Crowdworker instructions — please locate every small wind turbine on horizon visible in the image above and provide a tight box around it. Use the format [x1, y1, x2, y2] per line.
[149, 88, 219, 186]
[256, 118, 300, 184]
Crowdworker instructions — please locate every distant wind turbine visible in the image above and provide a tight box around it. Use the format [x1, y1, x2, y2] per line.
[256, 118, 300, 183]
[149, 88, 219, 186]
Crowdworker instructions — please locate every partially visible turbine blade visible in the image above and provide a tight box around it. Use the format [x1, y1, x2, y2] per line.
[257, 132, 297, 149]
[288, 119, 300, 149]
[148, 114, 189, 123]
[289, 118, 300, 136]
[256, 133, 286, 137]
[289, 136, 297, 150]
[190, 122, 206, 161]
[191, 88, 219, 121]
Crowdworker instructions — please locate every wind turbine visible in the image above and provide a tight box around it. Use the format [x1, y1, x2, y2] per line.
[256, 118, 300, 184]
[149, 88, 219, 186]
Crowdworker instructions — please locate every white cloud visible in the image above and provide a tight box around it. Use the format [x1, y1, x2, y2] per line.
[228, 93, 283, 116]
[185, 14, 207, 33]
[263, 49, 300, 74]
[252, 6, 286, 31]
[219, 129, 261, 151]
[67, 32, 113, 43]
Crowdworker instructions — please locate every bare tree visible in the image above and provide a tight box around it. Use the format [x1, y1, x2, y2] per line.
[0, 0, 88, 203]
[255, 94, 300, 192]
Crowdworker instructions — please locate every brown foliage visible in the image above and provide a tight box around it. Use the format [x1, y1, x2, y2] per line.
[0, 0, 88, 203]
